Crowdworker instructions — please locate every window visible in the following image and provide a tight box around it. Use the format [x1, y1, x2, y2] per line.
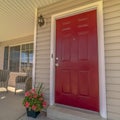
[10, 46, 20, 72]
[3, 43, 33, 72]
[21, 43, 33, 72]
[3, 46, 9, 70]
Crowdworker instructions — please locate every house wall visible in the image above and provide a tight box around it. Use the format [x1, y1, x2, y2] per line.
[0, 35, 34, 87]
[103, 0, 120, 120]
[36, 0, 100, 102]
[36, 0, 103, 100]
[36, 0, 120, 120]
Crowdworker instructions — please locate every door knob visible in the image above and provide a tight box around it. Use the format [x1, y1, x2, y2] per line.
[55, 63, 59, 67]
[56, 57, 59, 60]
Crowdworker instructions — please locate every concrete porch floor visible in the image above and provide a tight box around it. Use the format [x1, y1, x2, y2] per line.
[0, 87, 25, 120]
[18, 112, 52, 120]
[0, 87, 107, 120]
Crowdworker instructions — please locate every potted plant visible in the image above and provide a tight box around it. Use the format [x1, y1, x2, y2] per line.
[23, 83, 47, 118]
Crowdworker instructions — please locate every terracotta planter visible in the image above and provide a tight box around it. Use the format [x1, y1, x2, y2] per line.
[26, 108, 40, 118]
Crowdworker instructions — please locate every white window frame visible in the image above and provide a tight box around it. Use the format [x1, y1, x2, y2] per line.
[50, 1, 107, 118]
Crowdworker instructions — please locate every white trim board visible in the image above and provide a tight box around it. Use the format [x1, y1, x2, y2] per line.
[50, 1, 107, 118]
[33, 8, 38, 88]
[9, 41, 33, 47]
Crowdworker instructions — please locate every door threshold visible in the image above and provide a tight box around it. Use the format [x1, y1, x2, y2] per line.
[47, 104, 106, 120]
[55, 103, 99, 115]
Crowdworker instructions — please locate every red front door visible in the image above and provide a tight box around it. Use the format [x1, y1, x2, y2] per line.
[55, 10, 99, 112]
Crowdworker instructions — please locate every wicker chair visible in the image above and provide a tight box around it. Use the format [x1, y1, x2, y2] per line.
[15, 76, 32, 94]
[0, 70, 10, 91]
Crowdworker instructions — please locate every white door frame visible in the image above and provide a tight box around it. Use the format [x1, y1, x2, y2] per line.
[33, 8, 38, 88]
[50, 1, 107, 118]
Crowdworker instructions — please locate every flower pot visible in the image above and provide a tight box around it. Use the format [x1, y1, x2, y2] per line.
[26, 108, 40, 118]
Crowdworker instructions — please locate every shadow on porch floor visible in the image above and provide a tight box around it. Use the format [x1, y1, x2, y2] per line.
[18, 112, 52, 120]
[0, 87, 25, 120]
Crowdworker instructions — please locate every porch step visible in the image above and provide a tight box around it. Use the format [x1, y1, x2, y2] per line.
[47, 105, 106, 120]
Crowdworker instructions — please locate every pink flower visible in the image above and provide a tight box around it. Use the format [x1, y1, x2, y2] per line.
[33, 94, 38, 98]
[39, 97, 43, 101]
[32, 105, 37, 111]
[31, 89, 36, 94]
[41, 93, 44, 96]
[29, 96, 33, 99]
[25, 91, 30, 97]
[42, 101, 47, 108]
[25, 102, 30, 108]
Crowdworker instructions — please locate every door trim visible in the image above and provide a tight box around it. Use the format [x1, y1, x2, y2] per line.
[33, 8, 38, 88]
[50, 1, 107, 118]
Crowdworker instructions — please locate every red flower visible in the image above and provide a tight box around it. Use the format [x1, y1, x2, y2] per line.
[29, 95, 33, 99]
[23, 83, 47, 111]
[31, 89, 36, 94]
[32, 105, 37, 111]
[39, 97, 43, 101]
[33, 94, 38, 98]
[42, 101, 47, 108]
[25, 91, 30, 97]
[25, 102, 30, 108]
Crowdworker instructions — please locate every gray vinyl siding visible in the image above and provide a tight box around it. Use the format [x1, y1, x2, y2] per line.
[36, 0, 120, 120]
[104, 0, 120, 119]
